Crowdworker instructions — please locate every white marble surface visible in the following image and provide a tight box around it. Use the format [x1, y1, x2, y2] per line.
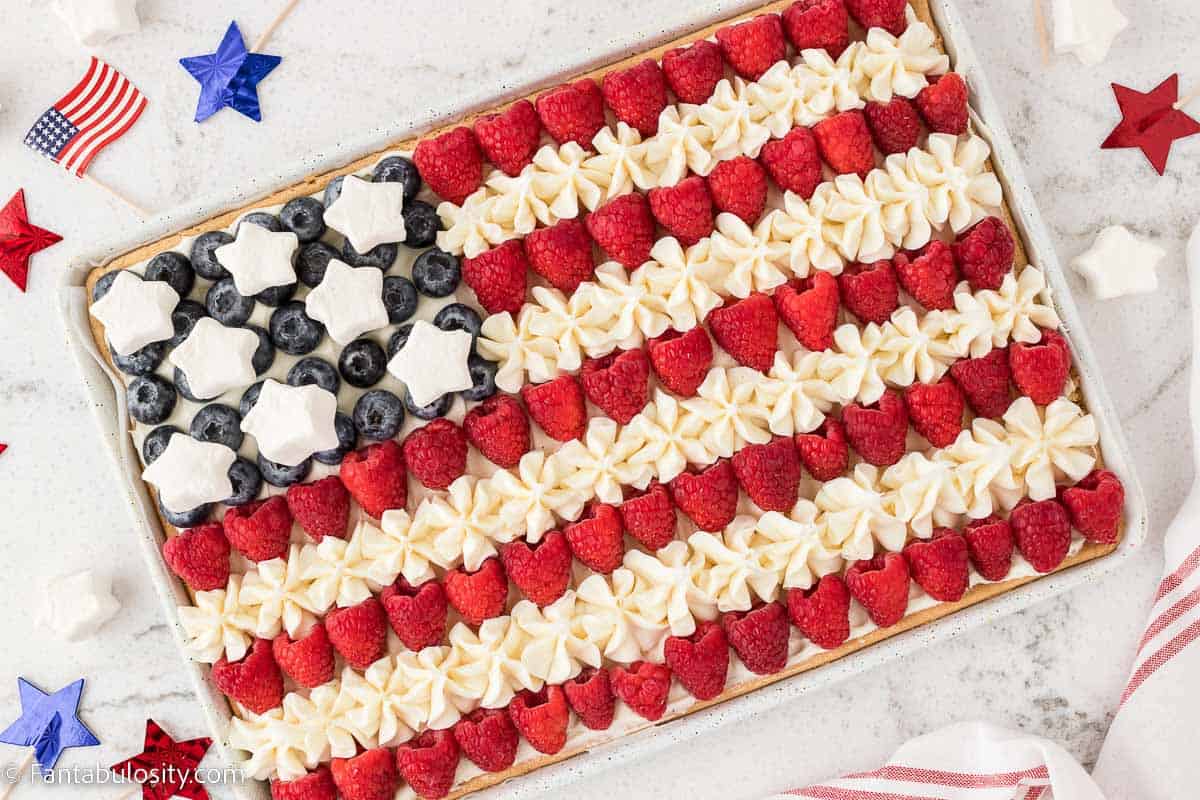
[0, 0, 1194, 797]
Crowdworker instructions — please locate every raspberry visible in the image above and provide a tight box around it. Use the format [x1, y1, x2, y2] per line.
[272, 623, 335, 689]
[463, 395, 530, 468]
[524, 218, 596, 294]
[340, 440, 407, 518]
[1009, 329, 1070, 405]
[844, 0, 908, 36]
[619, 482, 677, 550]
[904, 377, 965, 448]
[443, 558, 508, 626]
[271, 767, 336, 800]
[396, 729, 460, 800]
[662, 40, 724, 104]
[708, 292, 779, 372]
[663, 621, 729, 700]
[964, 516, 1014, 582]
[724, 602, 790, 674]
[535, 79, 606, 149]
[402, 418, 468, 490]
[563, 503, 625, 573]
[508, 686, 570, 754]
[581, 348, 650, 424]
[602, 59, 668, 136]
[473, 99, 541, 177]
[462, 239, 528, 315]
[586, 192, 656, 268]
[564, 667, 616, 730]
[843, 389, 909, 466]
[795, 417, 850, 481]
[774, 272, 839, 351]
[787, 574, 851, 649]
[413, 127, 483, 205]
[670, 459, 739, 532]
[502, 531, 571, 607]
[916, 73, 969, 135]
[223, 496, 292, 562]
[715, 13, 787, 81]
[453, 708, 519, 772]
[380, 578, 448, 651]
[647, 327, 714, 397]
[647, 176, 715, 246]
[731, 436, 802, 512]
[953, 216, 1015, 291]
[325, 597, 388, 669]
[1010, 498, 1071, 573]
[521, 374, 587, 441]
[706, 156, 768, 224]
[845, 552, 910, 627]
[759, 127, 823, 198]
[330, 748, 398, 800]
[162, 523, 230, 591]
[894, 240, 958, 310]
[211, 638, 284, 714]
[286, 476, 350, 542]
[611, 661, 672, 721]
[1059, 469, 1124, 545]
[949, 347, 1013, 419]
[904, 528, 970, 601]
[782, 0, 851, 57]
[838, 259, 899, 325]
[864, 97, 922, 155]
[813, 110, 876, 178]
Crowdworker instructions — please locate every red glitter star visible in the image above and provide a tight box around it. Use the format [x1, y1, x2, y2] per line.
[1102, 74, 1200, 176]
[0, 189, 62, 292]
[110, 719, 213, 800]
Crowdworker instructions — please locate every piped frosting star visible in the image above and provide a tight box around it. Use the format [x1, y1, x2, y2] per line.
[303, 258, 389, 344]
[1071, 225, 1164, 299]
[168, 317, 258, 399]
[240, 380, 339, 466]
[323, 175, 407, 254]
[214, 222, 298, 295]
[54, 0, 140, 46]
[387, 320, 473, 407]
[90, 271, 178, 356]
[0, 678, 99, 770]
[142, 434, 236, 513]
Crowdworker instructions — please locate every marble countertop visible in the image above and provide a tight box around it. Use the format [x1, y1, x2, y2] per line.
[0, 0, 1193, 797]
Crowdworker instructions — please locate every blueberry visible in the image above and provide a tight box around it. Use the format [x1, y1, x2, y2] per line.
[92, 270, 121, 301]
[225, 457, 263, 507]
[296, 241, 339, 287]
[144, 251, 195, 297]
[463, 353, 499, 401]
[354, 390, 405, 440]
[190, 231, 233, 281]
[387, 323, 414, 358]
[287, 357, 340, 395]
[433, 303, 482, 340]
[269, 301, 324, 355]
[338, 339, 387, 388]
[315, 412, 357, 465]
[239, 382, 264, 417]
[206, 278, 255, 326]
[238, 212, 283, 233]
[169, 300, 207, 347]
[341, 238, 397, 270]
[246, 325, 275, 375]
[280, 196, 326, 243]
[128, 375, 177, 425]
[160, 500, 213, 529]
[412, 248, 461, 298]
[323, 176, 345, 208]
[404, 390, 452, 421]
[142, 425, 181, 464]
[258, 453, 312, 487]
[111, 341, 166, 376]
[174, 367, 213, 403]
[373, 156, 422, 203]
[255, 282, 297, 307]
[402, 201, 441, 248]
[382, 276, 418, 324]
[190, 404, 244, 450]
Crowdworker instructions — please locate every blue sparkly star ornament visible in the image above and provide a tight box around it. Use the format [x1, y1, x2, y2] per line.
[180, 21, 281, 123]
[0, 678, 99, 770]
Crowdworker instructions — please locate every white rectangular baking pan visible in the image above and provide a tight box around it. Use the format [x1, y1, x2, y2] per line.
[57, 1, 1148, 797]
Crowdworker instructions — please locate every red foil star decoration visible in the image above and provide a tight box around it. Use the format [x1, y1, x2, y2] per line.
[1102, 74, 1200, 175]
[0, 189, 62, 292]
[110, 719, 213, 800]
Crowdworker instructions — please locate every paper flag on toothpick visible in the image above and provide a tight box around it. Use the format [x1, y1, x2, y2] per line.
[110, 719, 212, 800]
[0, 189, 63, 292]
[1102, 74, 1200, 175]
[0, 678, 99, 771]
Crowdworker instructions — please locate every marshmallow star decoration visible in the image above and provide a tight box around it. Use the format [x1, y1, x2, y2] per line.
[1071, 225, 1165, 299]
[387, 320, 474, 407]
[240, 380, 339, 466]
[168, 317, 259, 400]
[323, 175, 407, 254]
[1052, 0, 1128, 65]
[142, 434, 236, 513]
[90, 271, 178, 356]
[304, 258, 389, 344]
[54, 0, 140, 46]
[213, 222, 298, 295]
[43, 570, 120, 642]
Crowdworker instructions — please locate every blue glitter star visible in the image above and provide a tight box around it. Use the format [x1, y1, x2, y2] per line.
[180, 21, 281, 123]
[0, 678, 99, 771]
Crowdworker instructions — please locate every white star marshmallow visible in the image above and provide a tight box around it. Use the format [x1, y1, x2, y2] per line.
[43, 569, 121, 641]
[303, 258, 389, 344]
[142, 433, 236, 513]
[323, 175, 407, 254]
[214, 221, 299, 296]
[1052, 0, 1128, 66]
[1071, 225, 1164, 300]
[240, 380, 339, 466]
[55, 0, 140, 46]
[90, 270, 178, 356]
[387, 319, 473, 407]
[168, 317, 259, 400]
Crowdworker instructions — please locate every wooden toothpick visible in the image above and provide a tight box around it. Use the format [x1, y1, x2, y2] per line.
[252, 0, 300, 53]
[0, 750, 35, 800]
[1175, 86, 1200, 111]
[1032, 0, 1052, 66]
[84, 174, 149, 219]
